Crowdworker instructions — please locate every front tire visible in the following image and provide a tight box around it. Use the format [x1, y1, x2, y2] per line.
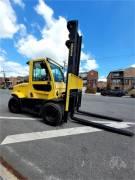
[8, 96, 21, 113]
[41, 102, 63, 126]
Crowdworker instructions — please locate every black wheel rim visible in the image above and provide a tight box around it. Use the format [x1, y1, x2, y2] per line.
[10, 99, 19, 112]
[45, 105, 60, 122]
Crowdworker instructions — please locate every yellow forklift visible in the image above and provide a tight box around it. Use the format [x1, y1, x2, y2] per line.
[8, 20, 134, 137]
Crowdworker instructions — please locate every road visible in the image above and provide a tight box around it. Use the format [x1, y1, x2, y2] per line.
[0, 89, 135, 180]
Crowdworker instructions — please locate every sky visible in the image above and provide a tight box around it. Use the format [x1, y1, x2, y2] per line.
[0, 0, 135, 81]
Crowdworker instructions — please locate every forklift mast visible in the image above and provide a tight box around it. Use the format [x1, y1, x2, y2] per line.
[64, 20, 83, 119]
[65, 20, 134, 137]
[65, 20, 82, 76]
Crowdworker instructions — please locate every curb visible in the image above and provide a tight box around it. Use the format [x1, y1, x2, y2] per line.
[0, 157, 27, 180]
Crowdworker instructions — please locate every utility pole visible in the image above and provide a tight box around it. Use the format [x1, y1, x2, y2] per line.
[63, 60, 67, 72]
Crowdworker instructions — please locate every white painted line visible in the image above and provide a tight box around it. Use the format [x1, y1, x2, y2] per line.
[0, 116, 38, 120]
[1, 126, 101, 145]
[1, 121, 135, 145]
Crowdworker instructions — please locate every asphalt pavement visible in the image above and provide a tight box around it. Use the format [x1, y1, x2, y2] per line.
[0, 89, 135, 180]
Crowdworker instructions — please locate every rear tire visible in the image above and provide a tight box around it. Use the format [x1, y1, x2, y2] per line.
[8, 96, 21, 113]
[41, 102, 63, 126]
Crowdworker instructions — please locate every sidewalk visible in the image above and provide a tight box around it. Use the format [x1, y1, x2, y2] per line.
[83, 92, 131, 98]
[83, 92, 101, 96]
[0, 157, 27, 180]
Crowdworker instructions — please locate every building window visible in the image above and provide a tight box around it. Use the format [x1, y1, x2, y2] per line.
[112, 73, 120, 77]
[132, 79, 135, 85]
[112, 79, 121, 85]
[124, 79, 129, 85]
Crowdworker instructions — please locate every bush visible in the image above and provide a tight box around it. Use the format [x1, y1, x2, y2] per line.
[85, 86, 97, 94]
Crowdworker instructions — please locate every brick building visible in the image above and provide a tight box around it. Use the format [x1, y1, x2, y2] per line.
[85, 70, 98, 93]
[107, 67, 135, 90]
[0, 76, 28, 88]
[87, 70, 98, 89]
[97, 81, 107, 91]
[0, 77, 4, 85]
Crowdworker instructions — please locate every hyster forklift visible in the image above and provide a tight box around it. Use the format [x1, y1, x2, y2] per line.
[8, 20, 134, 137]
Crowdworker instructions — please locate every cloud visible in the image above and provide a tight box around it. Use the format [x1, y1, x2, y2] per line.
[31, 23, 41, 32]
[0, 49, 28, 77]
[11, 0, 25, 8]
[35, 0, 54, 28]
[131, 64, 135, 68]
[80, 59, 98, 72]
[81, 51, 90, 61]
[98, 76, 107, 82]
[80, 51, 98, 72]
[0, 48, 7, 56]
[2, 61, 28, 77]
[0, 0, 25, 38]
[16, 0, 69, 64]
[0, 48, 7, 64]
[0, 56, 5, 64]
[0, 60, 28, 77]
[16, 0, 98, 72]
[18, 24, 27, 37]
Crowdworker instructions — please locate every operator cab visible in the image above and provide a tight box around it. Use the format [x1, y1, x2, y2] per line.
[28, 58, 64, 83]
[28, 58, 65, 99]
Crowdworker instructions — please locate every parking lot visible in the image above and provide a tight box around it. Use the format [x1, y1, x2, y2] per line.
[0, 89, 135, 180]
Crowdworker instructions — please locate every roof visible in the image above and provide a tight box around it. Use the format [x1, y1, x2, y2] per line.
[109, 67, 135, 73]
[107, 67, 135, 78]
[110, 69, 124, 73]
[124, 67, 135, 71]
[26, 57, 63, 69]
[88, 70, 98, 73]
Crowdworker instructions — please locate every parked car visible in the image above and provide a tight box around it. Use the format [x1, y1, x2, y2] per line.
[101, 89, 127, 97]
[101, 89, 109, 96]
[128, 89, 135, 98]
